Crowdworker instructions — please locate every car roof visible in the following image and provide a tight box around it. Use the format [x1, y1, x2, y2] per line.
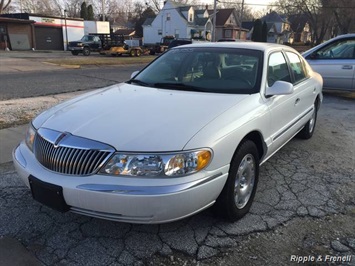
[172, 41, 296, 53]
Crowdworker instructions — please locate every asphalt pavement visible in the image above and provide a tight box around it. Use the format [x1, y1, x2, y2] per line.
[0, 124, 43, 266]
[0, 50, 54, 265]
[1, 50, 354, 266]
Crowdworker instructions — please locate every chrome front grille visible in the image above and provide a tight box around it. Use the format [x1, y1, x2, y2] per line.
[34, 128, 115, 176]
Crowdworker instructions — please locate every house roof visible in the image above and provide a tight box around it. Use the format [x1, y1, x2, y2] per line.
[207, 8, 238, 27]
[142, 17, 155, 26]
[114, 29, 136, 36]
[0, 17, 35, 24]
[266, 22, 276, 32]
[143, 1, 238, 28]
[261, 11, 288, 23]
[194, 17, 209, 26]
[242, 21, 254, 30]
[1, 12, 83, 21]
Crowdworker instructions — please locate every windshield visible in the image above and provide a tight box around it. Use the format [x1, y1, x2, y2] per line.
[81, 35, 94, 42]
[129, 47, 263, 94]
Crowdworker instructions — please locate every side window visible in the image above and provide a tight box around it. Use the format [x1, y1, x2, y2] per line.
[268, 52, 291, 87]
[315, 39, 355, 59]
[286, 52, 307, 83]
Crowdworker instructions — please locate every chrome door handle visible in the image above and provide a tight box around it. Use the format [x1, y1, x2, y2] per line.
[295, 98, 300, 105]
[342, 65, 353, 70]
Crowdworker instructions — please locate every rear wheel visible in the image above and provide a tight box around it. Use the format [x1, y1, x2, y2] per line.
[130, 49, 135, 57]
[71, 51, 79, 56]
[297, 103, 317, 139]
[214, 140, 259, 221]
[135, 49, 141, 57]
[83, 47, 90, 56]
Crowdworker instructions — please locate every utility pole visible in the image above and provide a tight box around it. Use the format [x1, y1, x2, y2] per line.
[238, 0, 244, 40]
[64, 9, 69, 51]
[212, 0, 217, 41]
[102, 0, 105, 21]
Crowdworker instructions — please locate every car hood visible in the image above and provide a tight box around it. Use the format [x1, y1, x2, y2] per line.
[33, 83, 248, 151]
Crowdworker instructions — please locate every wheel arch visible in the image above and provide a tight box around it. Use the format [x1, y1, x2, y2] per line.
[237, 131, 266, 162]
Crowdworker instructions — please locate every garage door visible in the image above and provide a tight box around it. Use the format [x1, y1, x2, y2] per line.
[35, 26, 63, 50]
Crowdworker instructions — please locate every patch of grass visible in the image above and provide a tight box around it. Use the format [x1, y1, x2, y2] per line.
[45, 55, 155, 66]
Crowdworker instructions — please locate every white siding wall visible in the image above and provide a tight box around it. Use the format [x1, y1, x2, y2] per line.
[84, 21, 110, 35]
[143, 0, 188, 45]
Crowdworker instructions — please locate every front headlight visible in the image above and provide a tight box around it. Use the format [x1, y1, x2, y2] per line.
[99, 149, 212, 177]
[25, 123, 36, 152]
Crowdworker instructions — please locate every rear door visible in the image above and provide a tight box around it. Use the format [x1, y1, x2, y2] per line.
[284, 51, 315, 123]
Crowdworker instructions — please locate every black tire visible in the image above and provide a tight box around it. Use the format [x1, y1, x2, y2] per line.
[135, 49, 141, 57]
[71, 51, 79, 56]
[297, 103, 317, 139]
[83, 47, 90, 56]
[130, 49, 135, 57]
[213, 140, 259, 221]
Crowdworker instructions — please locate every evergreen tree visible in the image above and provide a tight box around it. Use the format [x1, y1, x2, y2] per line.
[133, 7, 156, 37]
[80, 2, 88, 20]
[252, 19, 262, 42]
[262, 21, 268, 42]
[87, 4, 94, 20]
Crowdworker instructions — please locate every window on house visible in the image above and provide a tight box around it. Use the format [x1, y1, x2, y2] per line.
[224, 29, 232, 38]
[189, 14, 193, 22]
[158, 29, 162, 35]
[167, 13, 170, 21]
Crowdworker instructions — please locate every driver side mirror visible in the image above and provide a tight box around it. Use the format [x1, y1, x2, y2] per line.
[265, 81, 294, 97]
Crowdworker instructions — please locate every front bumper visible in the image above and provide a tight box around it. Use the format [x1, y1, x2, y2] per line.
[13, 142, 229, 224]
[68, 47, 84, 51]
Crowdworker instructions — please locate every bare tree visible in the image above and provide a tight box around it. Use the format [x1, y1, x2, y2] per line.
[0, 0, 12, 14]
[63, 0, 86, 18]
[146, 0, 201, 13]
[273, 0, 334, 44]
[10, 0, 63, 15]
[330, 0, 355, 34]
[217, 0, 254, 21]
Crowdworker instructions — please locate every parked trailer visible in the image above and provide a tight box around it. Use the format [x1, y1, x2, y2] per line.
[99, 34, 143, 57]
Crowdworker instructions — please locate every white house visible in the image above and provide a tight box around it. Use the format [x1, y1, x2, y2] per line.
[142, 0, 212, 45]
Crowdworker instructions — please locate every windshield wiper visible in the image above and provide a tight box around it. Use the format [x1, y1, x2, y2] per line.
[127, 79, 150, 87]
[153, 82, 206, 92]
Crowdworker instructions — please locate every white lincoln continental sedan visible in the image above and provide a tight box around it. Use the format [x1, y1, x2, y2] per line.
[13, 42, 323, 224]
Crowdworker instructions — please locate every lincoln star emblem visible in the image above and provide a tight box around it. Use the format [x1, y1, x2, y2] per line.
[54, 132, 68, 148]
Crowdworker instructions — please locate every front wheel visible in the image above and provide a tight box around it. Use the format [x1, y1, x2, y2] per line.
[130, 50, 135, 57]
[213, 140, 259, 221]
[135, 49, 141, 57]
[297, 103, 317, 139]
[83, 47, 90, 56]
[71, 51, 79, 56]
